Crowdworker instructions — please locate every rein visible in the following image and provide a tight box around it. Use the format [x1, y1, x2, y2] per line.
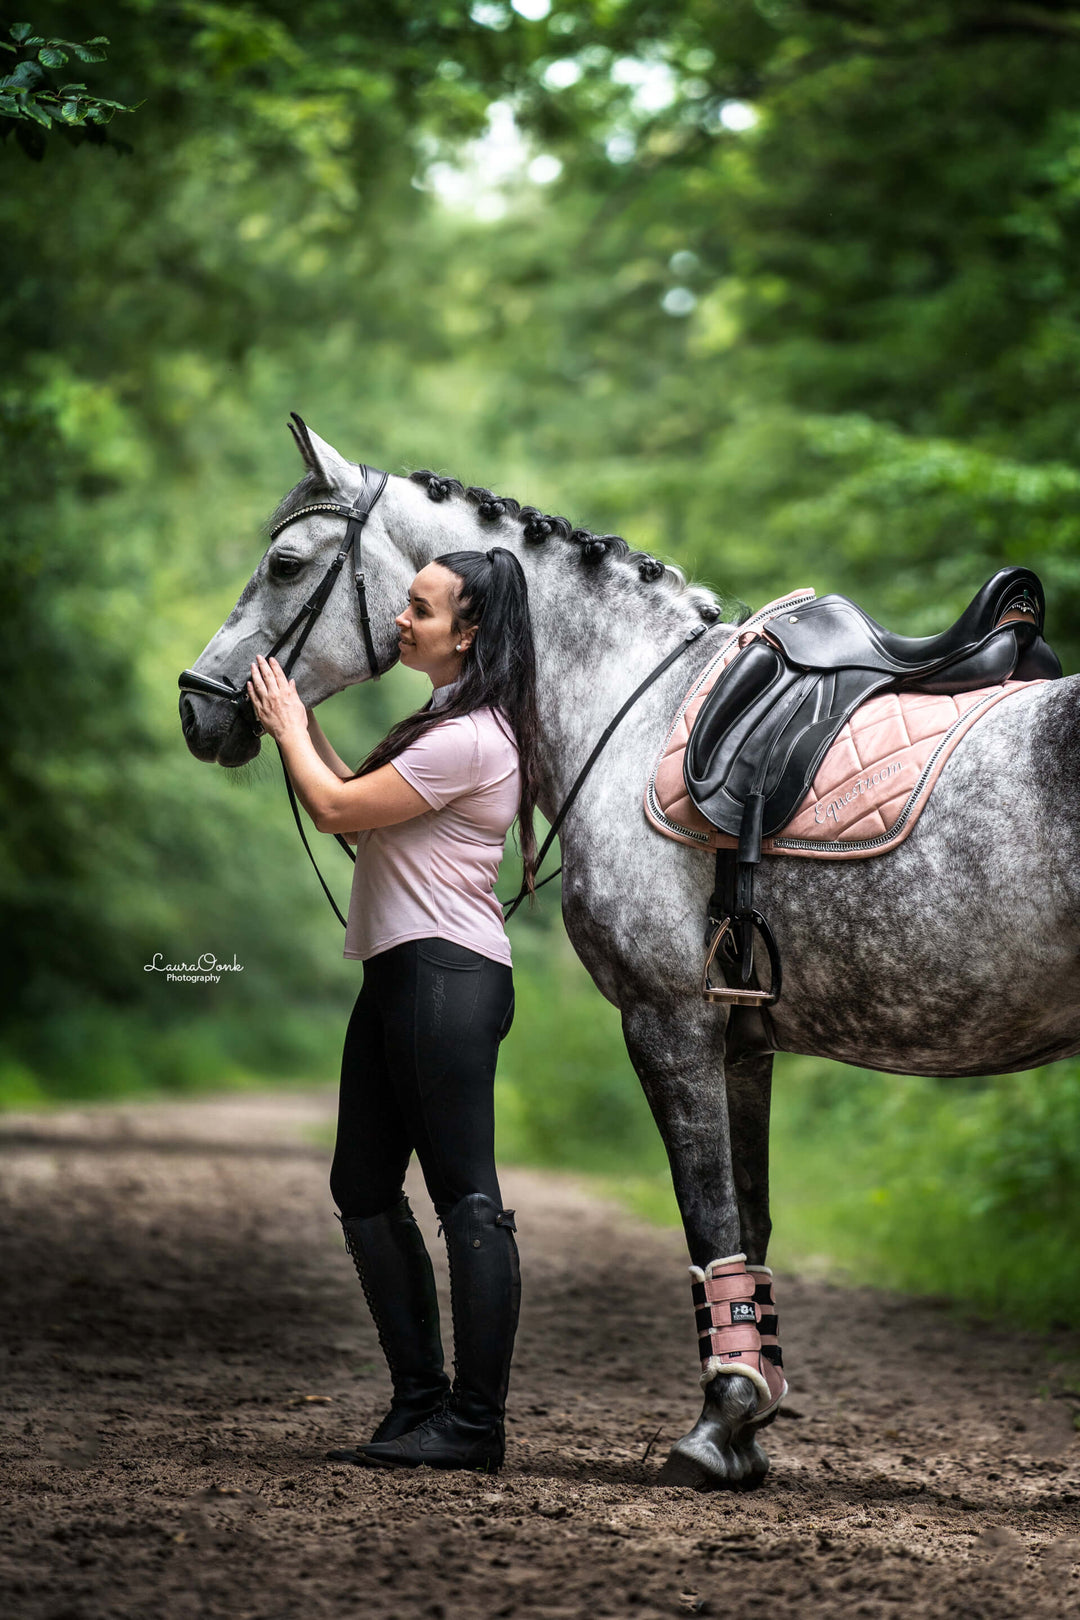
[179, 463, 389, 928]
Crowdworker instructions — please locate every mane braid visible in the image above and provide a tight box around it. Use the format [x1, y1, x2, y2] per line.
[409, 469, 726, 622]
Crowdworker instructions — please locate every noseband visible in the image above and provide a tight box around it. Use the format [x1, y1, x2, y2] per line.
[178, 463, 389, 730]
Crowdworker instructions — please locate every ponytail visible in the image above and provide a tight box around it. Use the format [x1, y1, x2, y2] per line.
[356, 546, 542, 896]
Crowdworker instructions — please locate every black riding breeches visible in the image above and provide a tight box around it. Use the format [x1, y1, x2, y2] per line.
[330, 938, 515, 1220]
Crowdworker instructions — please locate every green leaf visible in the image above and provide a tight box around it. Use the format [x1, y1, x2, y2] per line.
[60, 99, 82, 123]
[8, 23, 32, 44]
[3, 59, 44, 88]
[59, 83, 88, 94]
[38, 46, 68, 68]
[72, 45, 106, 63]
[0, 93, 17, 112]
[21, 96, 51, 127]
[84, 37, 110, 46]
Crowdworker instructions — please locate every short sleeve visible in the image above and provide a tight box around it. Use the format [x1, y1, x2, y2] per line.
[390, 717, 480, 810]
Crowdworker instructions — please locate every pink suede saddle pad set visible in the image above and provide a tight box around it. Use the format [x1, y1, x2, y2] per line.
[647, 589, 1046, 861]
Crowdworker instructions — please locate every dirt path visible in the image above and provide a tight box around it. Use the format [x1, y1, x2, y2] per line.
[1, 1090, 1077, 1620]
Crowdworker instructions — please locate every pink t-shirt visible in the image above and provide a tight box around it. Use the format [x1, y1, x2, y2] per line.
[343, 707, 521, 966]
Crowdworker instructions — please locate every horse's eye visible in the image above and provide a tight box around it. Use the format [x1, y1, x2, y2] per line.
[270, 555, 304, 581]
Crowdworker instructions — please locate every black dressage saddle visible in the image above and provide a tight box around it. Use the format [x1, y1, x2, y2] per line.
[684, 567, 1061, 1008]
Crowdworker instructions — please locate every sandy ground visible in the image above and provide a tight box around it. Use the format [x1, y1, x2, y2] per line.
[1, 1088, 1078, 1620]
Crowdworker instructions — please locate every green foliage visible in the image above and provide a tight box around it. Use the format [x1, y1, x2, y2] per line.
[0, 21, 135, 158]
[495, 931, 666, 1178]
[764, 1056, 1080, 1330]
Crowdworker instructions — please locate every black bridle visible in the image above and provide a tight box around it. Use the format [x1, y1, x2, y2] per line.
[179, 467, 716, 929]
[178, 463, 389, 727]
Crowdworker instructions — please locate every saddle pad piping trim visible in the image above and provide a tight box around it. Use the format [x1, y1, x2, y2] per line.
[643, 588, 818, 849]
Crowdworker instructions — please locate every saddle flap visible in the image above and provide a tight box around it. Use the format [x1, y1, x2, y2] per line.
[684, 651, 897, 840]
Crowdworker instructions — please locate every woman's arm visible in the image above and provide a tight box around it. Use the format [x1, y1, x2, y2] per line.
[306, 710, 354, 780]
[247, 656, 430, 833]
[306, 712, 367, 838]
[293, 752, 430, 835]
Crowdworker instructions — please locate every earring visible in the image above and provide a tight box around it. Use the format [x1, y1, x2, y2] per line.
[456, 643, 464, 652]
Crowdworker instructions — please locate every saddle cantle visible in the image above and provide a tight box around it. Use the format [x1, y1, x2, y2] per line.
[663, 567, 1060, 1009]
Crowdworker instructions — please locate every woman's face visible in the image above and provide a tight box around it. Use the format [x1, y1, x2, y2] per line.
[395, 563, 474, 684]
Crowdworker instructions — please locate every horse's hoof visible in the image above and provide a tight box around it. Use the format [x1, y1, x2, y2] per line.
[656, 1373, 771, 1491]
[657, 1429, 770, 1491]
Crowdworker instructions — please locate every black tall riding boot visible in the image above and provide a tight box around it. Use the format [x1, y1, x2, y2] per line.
[325, 1195, 451, 1461]
[356, 1193, 520, 1473]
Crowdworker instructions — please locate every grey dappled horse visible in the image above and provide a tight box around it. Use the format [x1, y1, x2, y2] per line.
[180, 428, 1080, 1489]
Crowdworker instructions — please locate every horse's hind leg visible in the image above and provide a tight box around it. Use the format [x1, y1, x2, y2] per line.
[619, 1001, 771, 1490]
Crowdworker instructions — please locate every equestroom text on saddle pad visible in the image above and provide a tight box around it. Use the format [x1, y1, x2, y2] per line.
[646, 590, 1048, 860]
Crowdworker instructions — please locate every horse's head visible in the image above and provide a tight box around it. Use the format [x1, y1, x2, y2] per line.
[179, 417, 415, 767]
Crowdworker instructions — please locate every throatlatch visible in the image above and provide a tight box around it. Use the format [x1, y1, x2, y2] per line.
[689, 1253, 787, 1424]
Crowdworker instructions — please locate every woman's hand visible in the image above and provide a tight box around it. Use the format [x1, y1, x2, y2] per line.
[246, 655, 309, 742]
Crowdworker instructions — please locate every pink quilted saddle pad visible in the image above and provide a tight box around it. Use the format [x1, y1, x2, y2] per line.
[646, 590, 1047, 860]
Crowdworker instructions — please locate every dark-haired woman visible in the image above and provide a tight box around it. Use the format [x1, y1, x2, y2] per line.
[246, 546, 539, 1475]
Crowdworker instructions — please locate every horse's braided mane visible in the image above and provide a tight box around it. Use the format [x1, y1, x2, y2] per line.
[408, 469, 728, 624]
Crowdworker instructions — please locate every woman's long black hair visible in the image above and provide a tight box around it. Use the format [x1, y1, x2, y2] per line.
[353, 547, 543, 894]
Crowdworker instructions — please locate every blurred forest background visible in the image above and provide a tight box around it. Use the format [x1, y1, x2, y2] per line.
[4, 0, 1080, 1328]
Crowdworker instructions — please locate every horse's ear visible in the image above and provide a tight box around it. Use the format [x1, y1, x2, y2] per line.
[288, 413, 322, 478]
[287, 413, 356, 492]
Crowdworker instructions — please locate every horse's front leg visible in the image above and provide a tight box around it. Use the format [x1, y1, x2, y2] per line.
[619, 1001, 773, 1490]
[725, 1049, 774, 1266]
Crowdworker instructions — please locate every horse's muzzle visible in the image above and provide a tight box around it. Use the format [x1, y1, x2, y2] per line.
[178, 668, 264, 736]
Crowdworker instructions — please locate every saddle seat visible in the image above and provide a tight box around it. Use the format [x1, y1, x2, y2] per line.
[768, 568, 1048, 680]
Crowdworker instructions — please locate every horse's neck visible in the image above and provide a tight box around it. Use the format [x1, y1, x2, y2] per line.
[529, 604, 695, 813]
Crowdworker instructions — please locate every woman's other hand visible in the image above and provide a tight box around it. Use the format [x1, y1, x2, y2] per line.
[246, 655, 309, 741]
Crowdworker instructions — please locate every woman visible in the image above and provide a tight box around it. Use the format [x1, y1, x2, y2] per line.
[246, 546, 539, 1475]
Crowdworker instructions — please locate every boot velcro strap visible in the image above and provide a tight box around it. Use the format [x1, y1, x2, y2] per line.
[698, 1324, 761, 1358]
[702, 1275, 756, 1307]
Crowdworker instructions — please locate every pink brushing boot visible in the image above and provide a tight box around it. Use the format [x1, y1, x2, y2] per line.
[745, 1263, 786, 1424]
[690, 1254, 787, 1423]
